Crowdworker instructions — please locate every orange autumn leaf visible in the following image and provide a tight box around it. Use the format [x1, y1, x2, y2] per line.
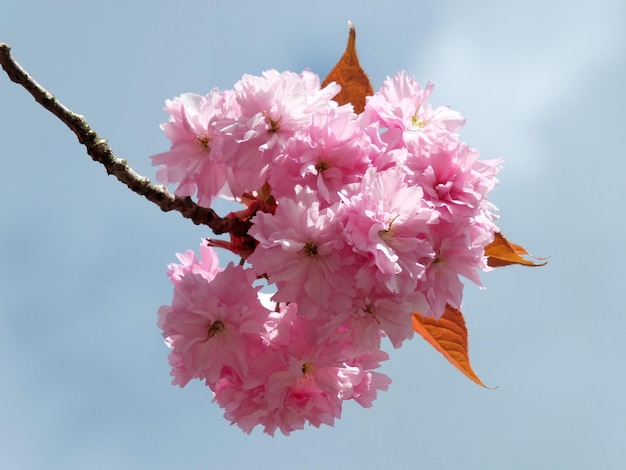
[412, 305, 487, 387]
[321, 22, 373, 114]
[486, 232, 547, 268]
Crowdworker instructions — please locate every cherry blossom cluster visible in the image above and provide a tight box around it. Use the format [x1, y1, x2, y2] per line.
[153, 70, 502, 435]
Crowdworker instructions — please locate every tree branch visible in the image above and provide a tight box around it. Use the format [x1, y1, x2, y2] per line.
[0, 42, 250, 236]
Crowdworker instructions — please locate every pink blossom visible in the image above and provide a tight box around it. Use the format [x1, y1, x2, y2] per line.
[258, 314, 348, 435]
[165, 241, 221, 285]
[269, 105, 381, 206]
[405, 137, 502, 222]
[342, 349, 391, 408]
[210, 371, 269, 434]
[340, 167, 437, 295]
[417, 220, 491, 318]
[158, 262, 267, 384]
[247, 191, 354, 318]
[311, 282, 429, 353]
[219, 70, 341, 195]
[363, 71, 465, 151]
[349, 289, 427, 349]
[211, 302, 391, 436]
[151, 90, 239, 206]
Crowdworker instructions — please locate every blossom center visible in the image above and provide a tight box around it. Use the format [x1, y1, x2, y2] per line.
[315, 159, 330, 174]
[378, 216, 399, 242]
[410, 107, 427, 128]
[303, 241, 318, 257]
[196, 135, 211, 150]
[361, 302, 381, 325]
[264, 111, 281, 134]
[301, 362, 313, 375]
[203, 319, 225, 342]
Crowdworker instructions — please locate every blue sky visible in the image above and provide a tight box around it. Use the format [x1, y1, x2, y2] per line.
[1, 1, 625, 468]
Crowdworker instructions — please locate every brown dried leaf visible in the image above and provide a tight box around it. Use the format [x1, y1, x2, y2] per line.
[486, 232, 547, 268]
[413, 305, 488, 387]
[321, 22, 373, 114]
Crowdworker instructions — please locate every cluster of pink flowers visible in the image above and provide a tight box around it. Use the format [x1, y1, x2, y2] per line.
[153, 70, 502, 435]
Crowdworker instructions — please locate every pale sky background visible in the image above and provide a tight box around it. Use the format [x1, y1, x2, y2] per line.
[1, 1, 625, 469]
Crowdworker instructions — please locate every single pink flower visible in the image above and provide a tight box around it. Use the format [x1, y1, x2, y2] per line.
[158, 263, 268, 384]
[151, 90, 239, 206]
[363, 71, 465, 151]
[417, 220, 490, 318]
[405, 137, 502, 222]
[340, 167, 437, 295]
[247, 191, 354, 319]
